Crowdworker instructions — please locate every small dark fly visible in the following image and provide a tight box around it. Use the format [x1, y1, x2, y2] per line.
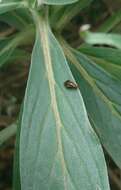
[64, 80, 78, 89]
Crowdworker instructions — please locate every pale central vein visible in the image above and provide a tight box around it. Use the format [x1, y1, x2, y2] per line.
[38, 20, 67, 189]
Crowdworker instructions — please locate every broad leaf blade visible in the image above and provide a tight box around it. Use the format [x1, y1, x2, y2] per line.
[69, 49, 121, 169]
[20, 17, 110, 190]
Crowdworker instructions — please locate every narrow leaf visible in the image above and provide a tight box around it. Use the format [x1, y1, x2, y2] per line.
[79, 45, 121, 66]
[0, 123, 17, 146]
[80, 31, 121, 49]
[13, 108, 23, 190]
[38, 0, 78, 5]
[0, 9, 32, 30]
[97, 9, 121, 32]
[53, 0, 93, 31]
[0, 25, 34, 68]
[79, 45, 121, 80]
[0, 1, 27, 15]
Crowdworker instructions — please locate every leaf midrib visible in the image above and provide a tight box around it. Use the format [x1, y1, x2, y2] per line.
[62, 44, 121, 121]
[38, 18, 68, 189]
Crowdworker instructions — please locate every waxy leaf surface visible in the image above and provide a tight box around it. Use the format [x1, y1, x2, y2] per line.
[70, 50, 121, 169]
[20, 19, 110, 190]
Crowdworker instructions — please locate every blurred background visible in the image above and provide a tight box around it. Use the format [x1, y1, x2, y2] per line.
[1, 0, 121, 189]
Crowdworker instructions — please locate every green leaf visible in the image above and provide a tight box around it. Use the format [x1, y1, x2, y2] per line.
[0, 1, 27, 15]
[9, 48, 30, 62]
[38, 0, 78, 5]
[80, 31, 121, 49]
[90, 56, 121, 81]
[79, 45, 121, 80]
[68, 49, 121, 169]
[13, 108, 23, 190]
[0, 9, 32, 30]
[2, 48, 30, 67]
[97, 9, 121, 32]
[79, 45, 121, 66]
[20, 13, 110, 190]
[28, 0, 36, 5]
[0, 25, 34, 68]
[52, 0, 93, 31]
[0, 123, 17, 146]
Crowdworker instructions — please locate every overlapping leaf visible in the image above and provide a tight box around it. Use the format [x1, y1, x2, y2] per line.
[97, 9, 121, 32]
[20, 16, 110, 190]
[68, 49, 121, 169]
[79, 45, 121, 80]
[80, 45, 121, 66]
[0, 0, 26, 15]
[0, 25, 34, 67]
[80, 31, 121, 49]
[0, 9, 32, 30]
[52, 0, 93, 31]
